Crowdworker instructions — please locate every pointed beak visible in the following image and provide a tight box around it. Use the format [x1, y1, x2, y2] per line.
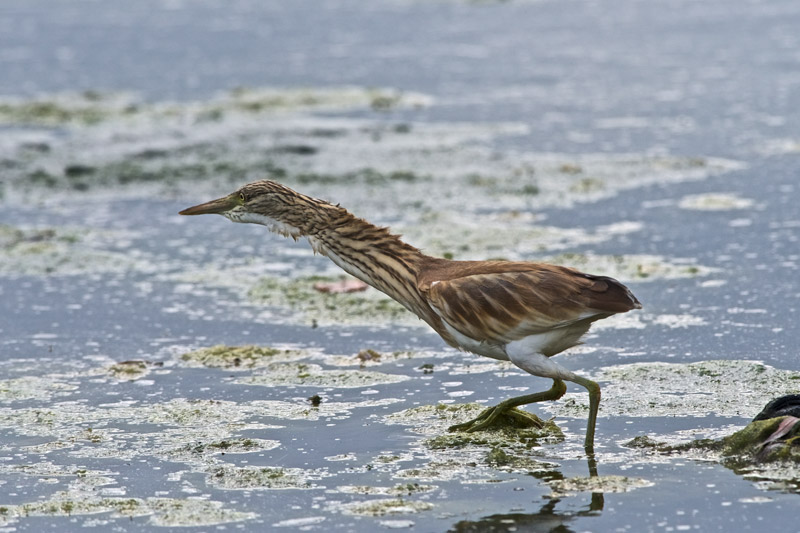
[179, 194, 238, 216]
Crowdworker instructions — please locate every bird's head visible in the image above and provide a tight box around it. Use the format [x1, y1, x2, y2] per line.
[179, 180, 320, 238]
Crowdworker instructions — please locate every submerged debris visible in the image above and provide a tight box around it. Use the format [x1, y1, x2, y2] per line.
[418, 363, 435, 374]
[357, 349, 382, 365]
[308, 394, 323, 407]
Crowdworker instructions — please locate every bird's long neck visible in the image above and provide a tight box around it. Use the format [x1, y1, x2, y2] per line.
[305, 206, 426, 310]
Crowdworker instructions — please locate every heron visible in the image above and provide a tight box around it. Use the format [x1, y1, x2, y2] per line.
[180, 180, 641, 451]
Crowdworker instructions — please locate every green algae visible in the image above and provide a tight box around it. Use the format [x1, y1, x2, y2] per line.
[145, 498, 257, 527]
[385, 403, 563, 479]
[0, 87, 431, 127]
[392, 454, 556, 483]
[220, 86, 430, 115]
[146, 398, 248, 427]
[0, 375, 78, 402]
[392, 460, 477, 482]
[333, 498, 434, 517]
[0, 224, 149, 277]
[549, 360, 800, 421]
[485, 446, 512, 465]
[1, 90, 740, 226]
[0, 463, 257, 526]
[547, 475, 654, 498]
[388, 403, 559, 435]
[208, 465, 326, 490]
[166, 438, 281, 464]
[0, 224, 79, 248]
[0, 462, 112, 480]
[179, 344, 309, 369]
[325, 349, 425, 368]
[0, 91, 136, 126]
[0, 391, 400, 464]
[625, 435, 681, 454]
[397, 214, 627, 260]
[760, 137, 800, 155]
[248, 275, 413, 326]
[543, 252, 716, 282]
[623, 417, 800, 492]
[240, 362, 410, 388]
[336, 483, 435, 496]
[0, 495, 256, 527]
[106, 360, 151, 381]
[294, 168, 428, 186]
[425, 404, 562, 450]
[425, 424, 562, 452]
[720, 417, 800, 461]
[678, 192, 756, 211]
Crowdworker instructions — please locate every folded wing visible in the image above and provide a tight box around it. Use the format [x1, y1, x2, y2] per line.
[419, 262, 640, 345]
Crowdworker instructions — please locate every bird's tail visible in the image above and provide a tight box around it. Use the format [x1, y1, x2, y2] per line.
[581, 273, 642, 314]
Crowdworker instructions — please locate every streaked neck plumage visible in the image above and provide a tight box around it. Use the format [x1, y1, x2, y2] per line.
[307, 208, 425, 311]
[240, 193, 427, 313]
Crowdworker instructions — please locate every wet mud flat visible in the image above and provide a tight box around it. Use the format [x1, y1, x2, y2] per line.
[2, 0, 800, 531]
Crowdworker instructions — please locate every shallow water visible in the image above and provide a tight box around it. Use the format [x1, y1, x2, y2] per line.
[1, 0, 800, 531]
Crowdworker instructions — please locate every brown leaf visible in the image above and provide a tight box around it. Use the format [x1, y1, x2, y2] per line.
[312, 279, 368, 294]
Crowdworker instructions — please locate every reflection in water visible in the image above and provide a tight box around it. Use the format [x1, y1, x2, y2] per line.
[449, 455, 604, 532]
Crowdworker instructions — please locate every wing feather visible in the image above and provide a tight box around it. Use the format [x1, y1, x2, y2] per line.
[419, 262, 639, 344]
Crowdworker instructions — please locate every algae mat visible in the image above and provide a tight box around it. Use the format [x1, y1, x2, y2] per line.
[3, 0, 800, 530]
[2, 349, 800, 529]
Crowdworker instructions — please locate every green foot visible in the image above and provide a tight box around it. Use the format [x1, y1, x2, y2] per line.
[448, 406, 545, 432]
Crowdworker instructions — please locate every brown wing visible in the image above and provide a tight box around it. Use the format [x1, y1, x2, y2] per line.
[418, 261, 640, 344]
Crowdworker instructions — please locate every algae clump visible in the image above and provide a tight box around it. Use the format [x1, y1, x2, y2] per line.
[180, 344, 292, 369]
[624, 416, 800, 490]
[335, 498, 433, 517]
[208, 465, 317, 490]
[548, 475, 654, 497]
[0, 495, 255, 527]
[240, 362, 409, 388]
[388, 403, 564, 451]
[107, 361, 151, 381]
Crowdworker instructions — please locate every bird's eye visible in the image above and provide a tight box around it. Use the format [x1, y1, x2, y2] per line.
[239, 192, 246, 202]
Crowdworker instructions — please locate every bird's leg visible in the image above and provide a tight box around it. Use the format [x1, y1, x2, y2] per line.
[448, 379, 567, 433]
[570, 375, 601, 452]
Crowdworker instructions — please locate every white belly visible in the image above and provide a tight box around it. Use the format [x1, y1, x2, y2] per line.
[442, 321, 510, 361]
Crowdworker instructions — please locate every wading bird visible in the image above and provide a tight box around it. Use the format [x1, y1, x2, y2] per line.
[180, 180, 641, 451]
